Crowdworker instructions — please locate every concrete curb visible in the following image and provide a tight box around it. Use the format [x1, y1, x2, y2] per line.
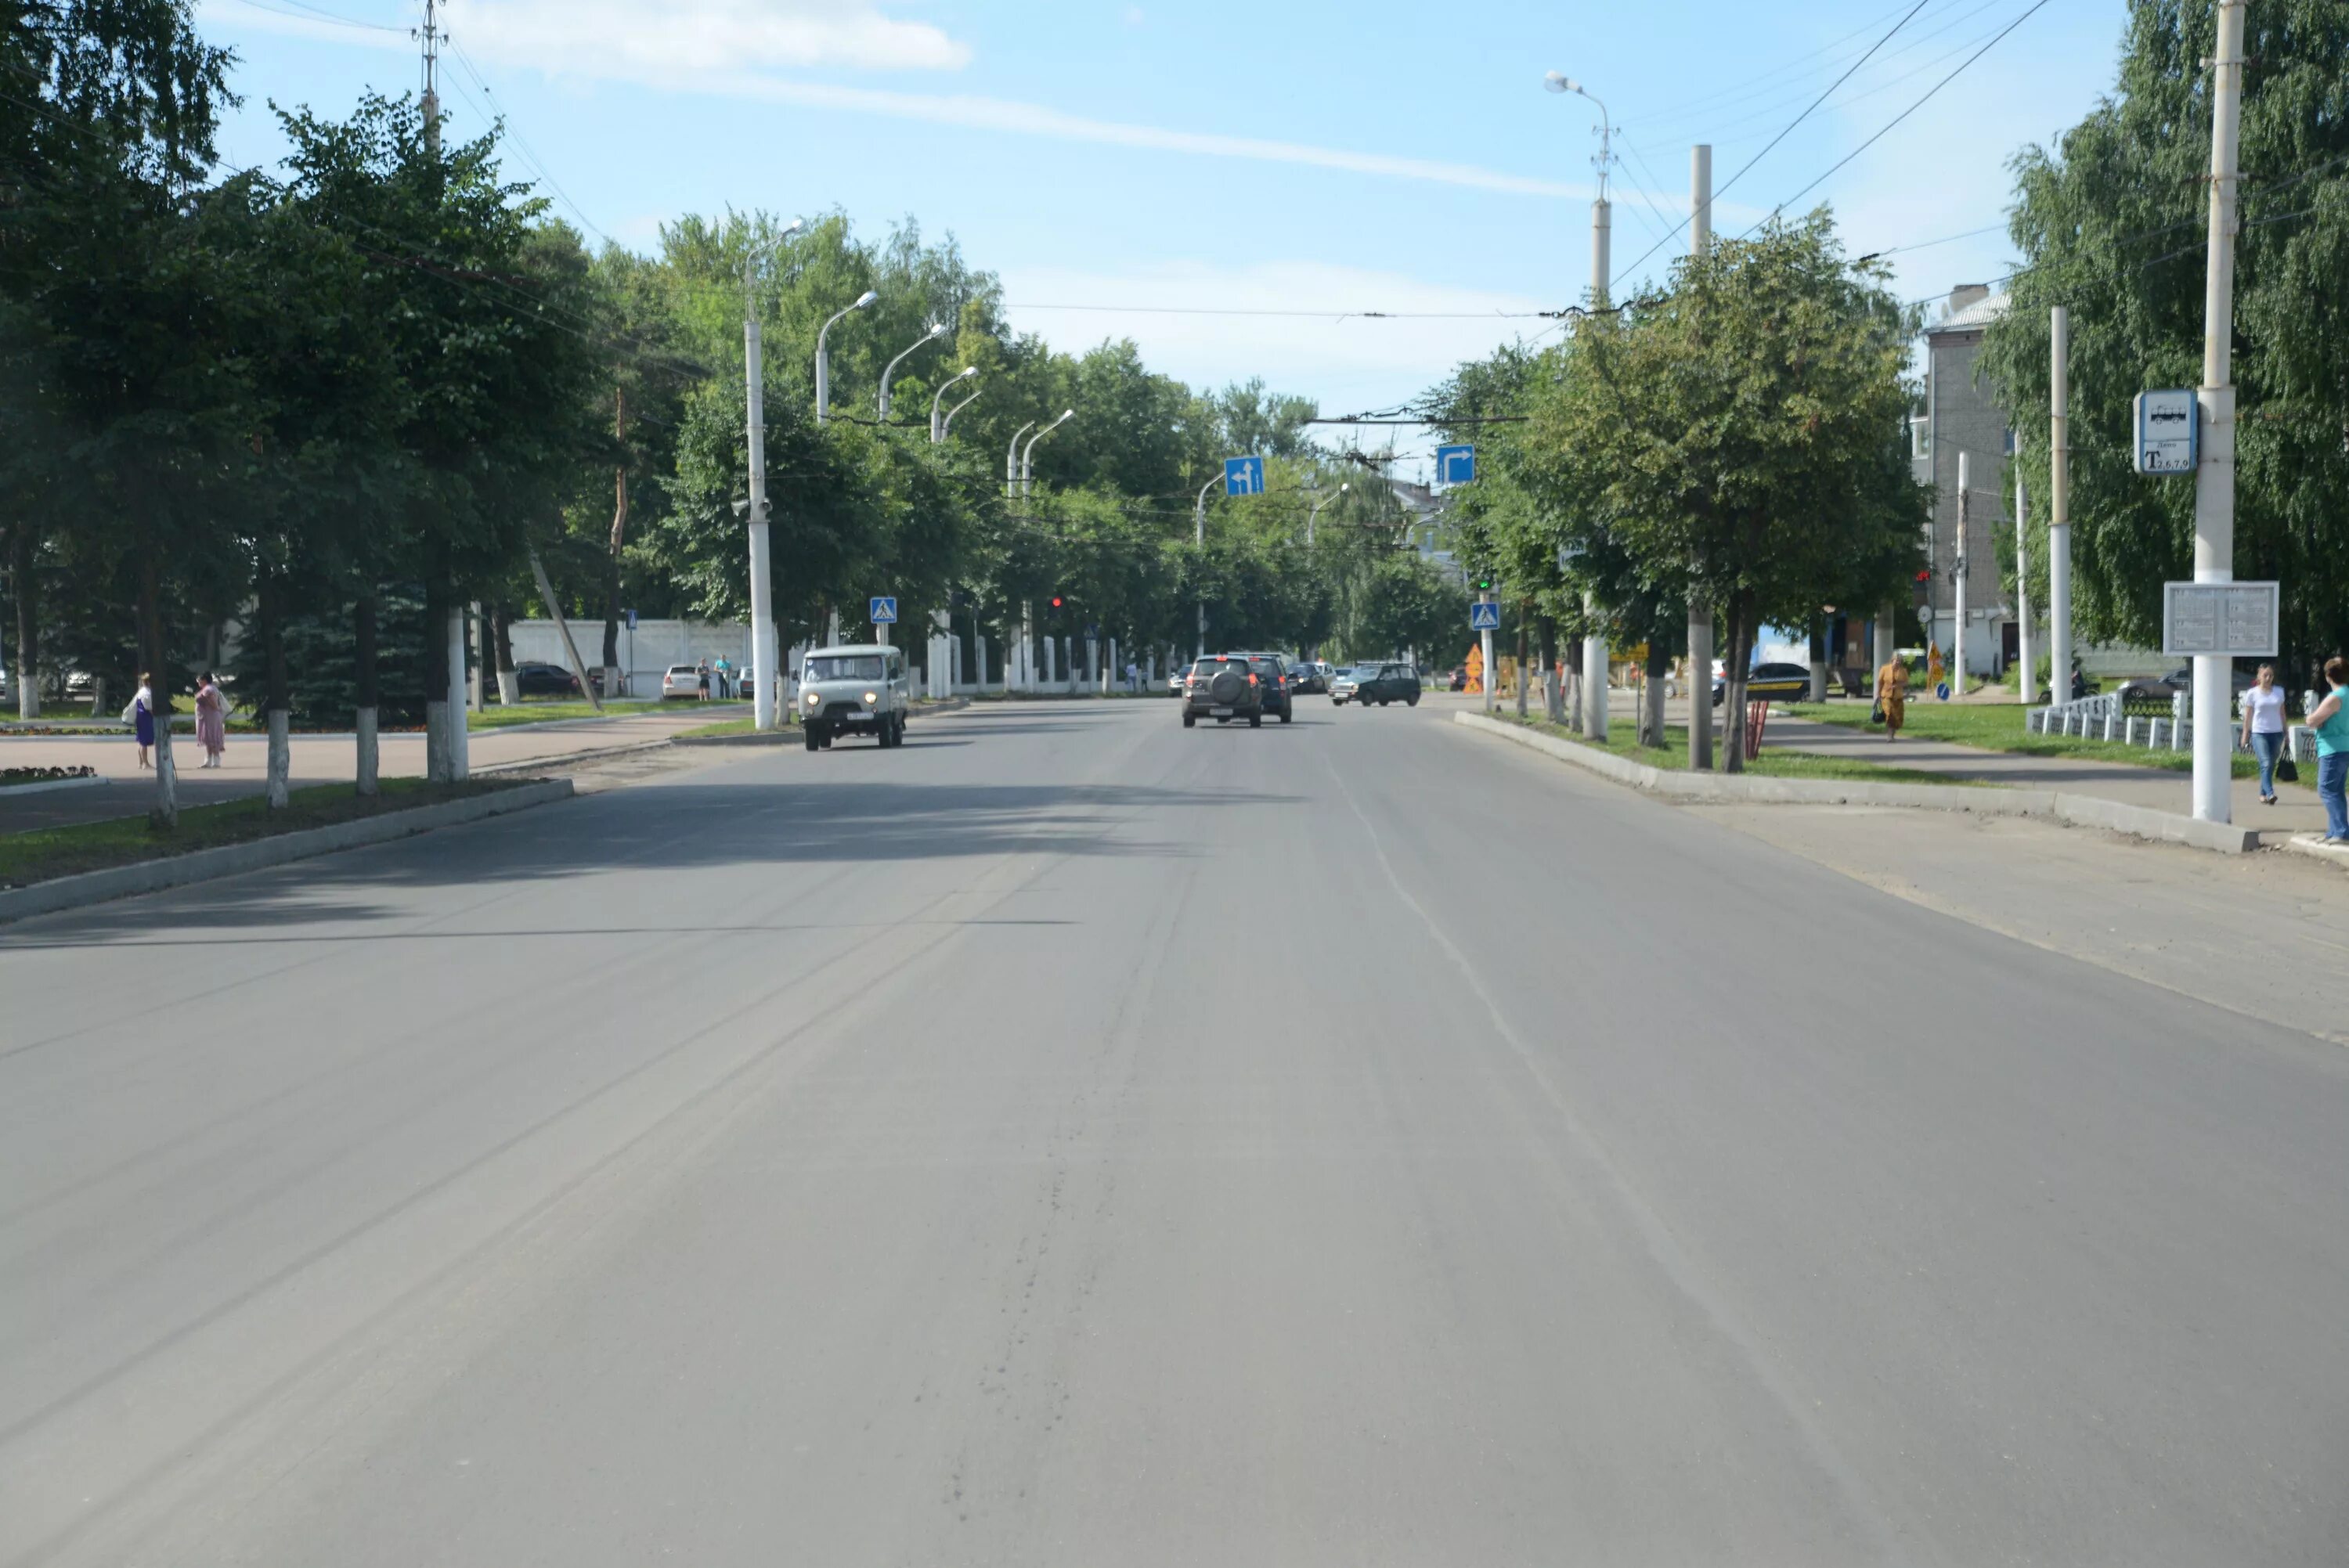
[0, 779, 575, 925]
[0, 773, 106, 798]
[1453, 712, 2260, 855]
[2283, 834, 2349, 871]
[473, 740, 675, 774]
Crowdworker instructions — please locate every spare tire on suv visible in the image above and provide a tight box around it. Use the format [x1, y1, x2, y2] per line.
[1207, 665, 1248, 706]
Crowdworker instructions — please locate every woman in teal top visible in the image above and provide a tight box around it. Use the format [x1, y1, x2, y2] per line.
[2311, 655, 2349, 843]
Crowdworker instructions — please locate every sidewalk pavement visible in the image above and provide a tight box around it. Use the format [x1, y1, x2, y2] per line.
[1762, 713, 2327, 845]
[1443, 685, 2327, 846]
[1, 706, 733, 834]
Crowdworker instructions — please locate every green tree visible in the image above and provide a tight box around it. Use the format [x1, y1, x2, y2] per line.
[1521, 212, 1923, 769]
[1979, 0, 2349, 685]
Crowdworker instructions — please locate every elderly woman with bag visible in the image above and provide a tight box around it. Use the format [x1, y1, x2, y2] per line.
[1873, 654, 1909, 741]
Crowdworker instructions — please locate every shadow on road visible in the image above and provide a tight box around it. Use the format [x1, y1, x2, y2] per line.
[4, 777, 1301, 944]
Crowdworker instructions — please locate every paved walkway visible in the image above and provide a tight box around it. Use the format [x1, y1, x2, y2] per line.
[1446, 686, 2329, 845]
[0, 705, 740, 833]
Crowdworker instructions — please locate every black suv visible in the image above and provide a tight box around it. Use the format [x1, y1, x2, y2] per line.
[1181, 654, 1270, 728]
[1242, 653, 1294, 723]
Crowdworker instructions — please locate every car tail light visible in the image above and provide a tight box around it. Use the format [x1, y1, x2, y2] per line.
[1247, 673, 1257, 685]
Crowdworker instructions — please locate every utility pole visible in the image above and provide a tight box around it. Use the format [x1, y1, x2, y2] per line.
[2048, 306, 2073, 710]
[744, 260, 778, 730]
[1481, 591, 1498, 716]
[1582, 140, 1611, 741]
[2014, 438, 2032, 704]
[418, 0, 466, 780]
[1687, 142, 1715, 769]
[2190, 0, 2247, 823]
[1193, 471, 1218, 657]
[1954, 449, 1971, 696]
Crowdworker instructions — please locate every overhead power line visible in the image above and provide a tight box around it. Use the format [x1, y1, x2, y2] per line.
[1609, 0, 1932, 291]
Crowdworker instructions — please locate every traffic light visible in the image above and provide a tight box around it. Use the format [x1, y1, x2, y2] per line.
[1050, 595, 1065, 611]
[1474, 572, 1493, 593]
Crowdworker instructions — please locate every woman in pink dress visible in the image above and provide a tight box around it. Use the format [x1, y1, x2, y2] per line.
[194, 671, 229, 768]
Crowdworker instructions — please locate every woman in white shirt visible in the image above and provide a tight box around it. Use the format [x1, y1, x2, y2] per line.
[2239, 663, 2289, 804]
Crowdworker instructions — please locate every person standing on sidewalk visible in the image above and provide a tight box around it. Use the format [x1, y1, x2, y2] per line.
[194, 671, 229, 769]
[2310, 656, 2349, 843]
[121, 672, 155, 770]
[2239, 664, 2288, 805]
[1875, 653, 1910, 741]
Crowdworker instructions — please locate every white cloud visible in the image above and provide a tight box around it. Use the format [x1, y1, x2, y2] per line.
[998, 259, 1553, 413]
[447, 0, 970, 76]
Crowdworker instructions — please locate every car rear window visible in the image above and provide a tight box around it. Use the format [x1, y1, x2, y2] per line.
[1189, 658, 1236, 674]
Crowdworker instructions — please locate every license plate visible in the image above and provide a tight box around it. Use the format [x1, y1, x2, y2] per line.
[1211, 706, 1233, 716]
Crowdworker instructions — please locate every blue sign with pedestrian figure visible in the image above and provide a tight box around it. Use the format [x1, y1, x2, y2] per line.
[1469, 600, 1502, 631]
[869, 597, 898, 624]
[1437, 444, 1476, 485]
[1223, 456, 1265, 496]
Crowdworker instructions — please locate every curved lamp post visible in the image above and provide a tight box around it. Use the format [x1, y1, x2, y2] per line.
[1305, 481, 1348, 546]
[1019, 408, 1073, 498]
[1193, 471, 1221, 657]
[814, 288, 878, 424]
[879, 320, 950, 420]
[929, 366, 977, 442]
[936, 373, 983, 442]
[1006, 420, 1036, 497]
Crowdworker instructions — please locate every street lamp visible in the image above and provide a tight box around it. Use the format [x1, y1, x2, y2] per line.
[1306, 481, 1348, 546]
[1550, 70, 1616, 741]
[930, 366, 977, 441]
[1193, 471, 1221, 657]
[1019, 407, 1073, 497]
[1006, 420, 1036, 497]
[743, 218, 805, 730]
[814, 288, 878, 424]
[935, 371, 982, 442]
[879, 320, 950, 420]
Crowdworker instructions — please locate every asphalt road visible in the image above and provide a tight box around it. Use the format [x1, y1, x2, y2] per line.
[5, 697, 2344, 1565]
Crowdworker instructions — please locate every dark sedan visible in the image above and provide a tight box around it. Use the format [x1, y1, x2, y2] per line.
[511, 661, 582, 697]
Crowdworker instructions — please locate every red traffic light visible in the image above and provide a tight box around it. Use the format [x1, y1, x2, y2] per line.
[1914, 568, 1931, 582]
[1050, 596, 1065, 609]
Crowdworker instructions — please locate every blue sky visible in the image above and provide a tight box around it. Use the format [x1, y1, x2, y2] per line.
[197, 0, 2129, 469]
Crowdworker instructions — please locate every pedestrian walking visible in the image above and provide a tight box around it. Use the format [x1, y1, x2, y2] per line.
[194, 671, 229, 768]
[122, 672, 155, 770]
[2239, 663, 2288, 805]
[2310, 655, 2349, 843]
[1873, 653, 1909, 741]
[1124, 659, 1139, 694]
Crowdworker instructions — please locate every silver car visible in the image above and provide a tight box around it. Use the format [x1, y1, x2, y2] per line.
[796, 645, 910, 750]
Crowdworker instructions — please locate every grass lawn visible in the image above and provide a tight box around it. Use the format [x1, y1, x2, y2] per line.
[468, 698, 709, 730]
[1499, 714, 1988, 787]
[1781, 701, 2261, 777]
[673, 716, 763, 738]
[0, 777, 523, 889]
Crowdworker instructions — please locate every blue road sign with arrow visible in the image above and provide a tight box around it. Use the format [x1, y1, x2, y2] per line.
[1223, 456, 1265, 496]
[869, 597, 898, 624]
[1437, 444, 1476, 485]
[1469, 600, 1502, 631]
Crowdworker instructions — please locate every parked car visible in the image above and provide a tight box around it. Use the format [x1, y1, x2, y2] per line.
[796, 646, 910, 749]
[1180, 654, 1268, 728]
[1348, 662, 1421, 708]
[1447, 665, 1469, 692]
[1287, 662, 1327, 695]
[661, 665, 706, 701]
[510, 660, 581, 697]
[1712, 661, 1812, 707]
[2114, 663, 2257, 709]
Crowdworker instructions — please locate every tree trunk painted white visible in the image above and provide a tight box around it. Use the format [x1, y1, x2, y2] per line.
[265, 708, 290, 809]
[150, 719, 179, 827]
[355, 706, 379, 796]
[424, 699, 449, 783]
[496, 669, 521, 706]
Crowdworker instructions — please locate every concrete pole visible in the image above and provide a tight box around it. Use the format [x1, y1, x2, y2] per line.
[745, 308, 778, 730]
[1194, 473, 1218, 657]
[445, 607, 468, 780]
[467, 602, 485, 711]
[1481, 594, 1496, 716]
[1874, 606, 1896, 677]
[1954, 449, 1970, 695]
[2015, 444, 2033, 704]
[1687, 142, 1715, 769]
[1582, 195, 1611, 741]
[2048, 306, 2073, 709]
[2191, 0, 2247, 823]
